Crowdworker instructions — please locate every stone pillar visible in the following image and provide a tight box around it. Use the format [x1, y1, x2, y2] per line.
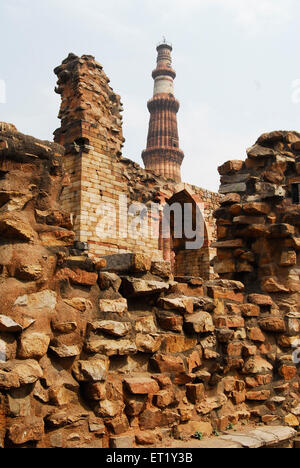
[53, 53, 124, 250]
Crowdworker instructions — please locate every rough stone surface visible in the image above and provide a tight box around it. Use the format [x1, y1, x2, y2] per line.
[0, 315, 22, 333]
[8, 417, 44, 445]
[18, 333, 50, 359]
[1, 61, 300, 449]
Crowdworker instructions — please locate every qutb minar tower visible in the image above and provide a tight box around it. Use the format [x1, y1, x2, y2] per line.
[142, 40, 184, 182]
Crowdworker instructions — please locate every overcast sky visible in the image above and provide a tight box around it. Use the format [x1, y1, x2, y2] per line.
[1, 0, 300, 191]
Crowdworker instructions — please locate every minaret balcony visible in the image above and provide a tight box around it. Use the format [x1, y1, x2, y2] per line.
[152, 67, 176, 80]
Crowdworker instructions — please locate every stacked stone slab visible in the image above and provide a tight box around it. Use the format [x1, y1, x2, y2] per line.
[214, 130, 300, 423]
[216, 130, 300, 301]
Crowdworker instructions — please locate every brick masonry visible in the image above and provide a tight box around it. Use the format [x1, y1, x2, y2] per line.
[54, 53, 220, 280]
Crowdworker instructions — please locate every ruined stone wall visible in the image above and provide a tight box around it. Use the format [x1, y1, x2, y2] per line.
[1, 127, 300, 448]
[212, 130, 300, 425]
[215, 130, 300, 302]
[54, 54, 219, 277]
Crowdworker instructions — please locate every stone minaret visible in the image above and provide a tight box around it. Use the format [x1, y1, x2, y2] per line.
[142, 41, 184, 182]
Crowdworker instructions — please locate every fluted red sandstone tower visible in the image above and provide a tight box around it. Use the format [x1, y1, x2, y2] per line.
[142, 41, 184, 182]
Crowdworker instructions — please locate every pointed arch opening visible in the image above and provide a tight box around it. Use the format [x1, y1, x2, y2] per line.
[160, 189, 211, 279]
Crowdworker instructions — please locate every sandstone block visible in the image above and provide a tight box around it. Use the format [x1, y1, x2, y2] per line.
[280, 250, 297, 267]
[99, 272, 122, 292]
[248, 327, 265, 342]
[139, 408, 179, 431]
[86, 337, 137, 356]
[125, 395, 147, 417]
[152, 375, 172, 389]
[158, 296, 194, 314]
[110, 436, 134, 448]
[14, 264, 43, 281]
[214, 259, 236, 274]
[246, 390, 271, 401]
[0, 214, 36, 242]
[49, 385, 75, 406]
[226, 342, 242, 357]
[261, 278, 289, 293]
[57, 268, 98, 286]
[248, 294, 273, 306]
[72, 358, 109, 382]
[63, 297, 92, 312]
[39, 228, 75, 247]
[151, 354, 185, 374]
[268, 223, 295, 238]
[102, 253, 144, 273]
[50, 344, 81, 358]
[161, 335, 197, 353]
[132, 253, 152, 272]
[51, 321, 77, 334]
[84, 382, 106, 401]
[88, 418, 106, 434]
[233, 216, 265, 225]
[0, 359, 43, 390]
[279, 365, 297, 381]
[153, 389, 175, 409]
[18, 332, 50, 359]
[136, 431, 157, 446]
[285, 414, 299, 427]
[121, 277, 169, 297]
[45, 408, 89, 429]
[157, 313, 183, 333]
[219, 183, 247, 194]
[99, 298, 128, 313]
[151, 261, 172, 278]
[242, 356, 273, 374]
[186, 383, 205, 404]
[259, 317, 286, 333]
[218, 160, 244, 175]
[0, 315, 22, 333]
[215, 316, 244, 328]
[220, 193, 241, 205]
[196, 394, 227, 415]
[241, 304, 260, 317]
[96, 399, 125, 418]
[124, 377, 160, 395]
[185, 312, 215, 333]
[14, 290, 57, 311]
[106, 415, 129, 435]
[8, 416, 44, 445]
[136, 334, 161, 353]
[246, 144, 275, 159]
[90, 320, 131, 337]
[135, 316, 157, 333]
[243, 202, 270, 215]
[242, 344, 257, 357]
[175, 420, 213, 439]
[186, 349, 202, 373]
[212, 239, 244, 249]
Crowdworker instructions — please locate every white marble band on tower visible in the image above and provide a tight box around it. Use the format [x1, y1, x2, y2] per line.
[153, 76, 174, 96]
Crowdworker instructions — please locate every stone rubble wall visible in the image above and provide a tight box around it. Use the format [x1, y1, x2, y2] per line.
[215, 131, 300, 323]
[0, 127, 300, 448]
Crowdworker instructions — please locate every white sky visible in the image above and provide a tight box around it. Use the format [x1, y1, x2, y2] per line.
[1, 0, 300, 192]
